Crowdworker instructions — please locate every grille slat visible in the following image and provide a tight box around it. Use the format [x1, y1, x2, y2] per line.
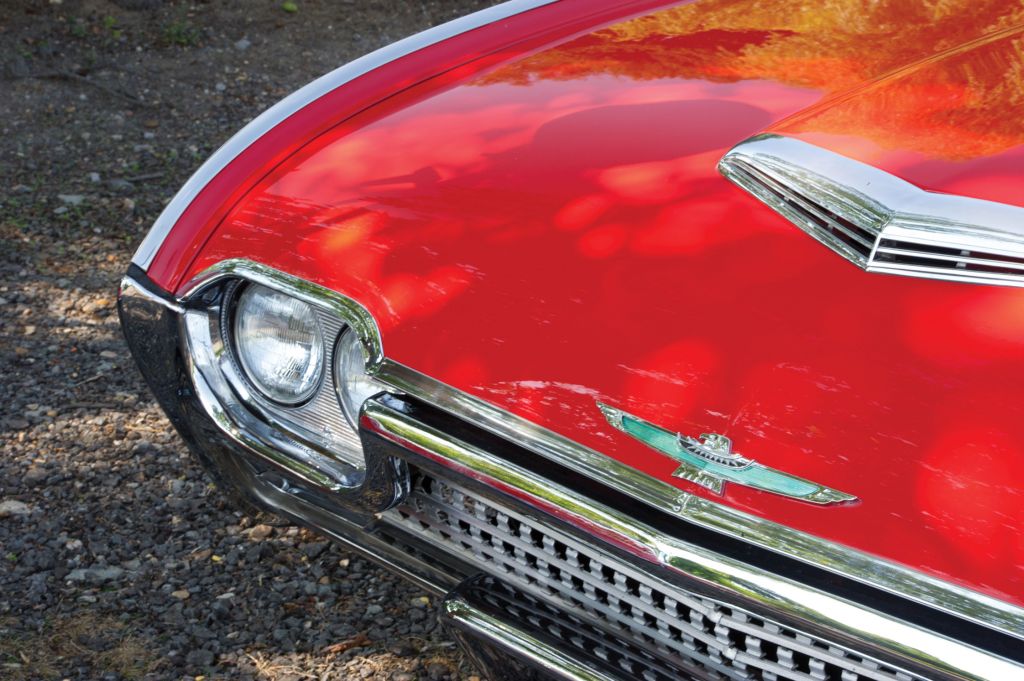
[734, 161, 878, 252]
[387, 475, 929, 681]
[460, 576, 723, 681]
[873, 246, 1024, 271]
[874, 243, 1024, 276]
[870, 260, 1024, 282]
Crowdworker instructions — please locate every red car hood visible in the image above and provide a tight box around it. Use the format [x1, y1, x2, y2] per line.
[184, 1, 1024, 605]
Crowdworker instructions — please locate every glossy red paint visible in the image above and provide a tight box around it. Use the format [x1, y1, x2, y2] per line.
[162, 2, 1024, 604]
[147, 0, 678, 290]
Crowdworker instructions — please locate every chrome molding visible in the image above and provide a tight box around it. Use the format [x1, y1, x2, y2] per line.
[130, 0, 557, 270]
[184, 310, 365, 492]
[119, 274, 184, 315]
[719, 134, 1024, 287]
[147, 258, 1024, 651]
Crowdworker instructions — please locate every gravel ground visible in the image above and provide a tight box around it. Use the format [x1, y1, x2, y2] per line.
[0, 2, 495, 679]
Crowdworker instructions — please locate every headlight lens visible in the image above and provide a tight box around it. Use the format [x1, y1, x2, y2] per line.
[233, 284, 324, 405]
[335, 327, 384, 428]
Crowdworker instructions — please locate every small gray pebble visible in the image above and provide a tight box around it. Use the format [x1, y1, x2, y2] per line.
[185, 648, 215, 668]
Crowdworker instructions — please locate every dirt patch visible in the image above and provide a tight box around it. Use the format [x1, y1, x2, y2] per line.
[1, 1, 496, 679]
[1, 613, 156, 680]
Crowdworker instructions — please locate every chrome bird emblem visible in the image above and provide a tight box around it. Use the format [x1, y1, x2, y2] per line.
[597, 402, 856, 506]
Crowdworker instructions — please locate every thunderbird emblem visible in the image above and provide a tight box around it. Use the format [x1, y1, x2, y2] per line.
[597, 403, 856, 505]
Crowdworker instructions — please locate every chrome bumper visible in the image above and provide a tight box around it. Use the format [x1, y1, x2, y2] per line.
[118, 264, 1024, 681]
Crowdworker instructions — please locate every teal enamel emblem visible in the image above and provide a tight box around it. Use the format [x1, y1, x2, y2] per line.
[597, 403, 856, 505]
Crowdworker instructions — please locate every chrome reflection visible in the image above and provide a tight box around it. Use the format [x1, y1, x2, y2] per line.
[183, 309, 364, 492]
[719, 134, 1024, 287]
[440, 591, 614, 681]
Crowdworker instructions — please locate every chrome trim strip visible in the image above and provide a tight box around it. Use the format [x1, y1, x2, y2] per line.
[873, 247, 1024, 271]
[868, 263, 1024, 287]
[719, 134, 1024, 287]
[164, 259, 1024, 645]
[440, 596, 616, 681]
[131, 0, 557, 270]
[363, 397, 1020, 681]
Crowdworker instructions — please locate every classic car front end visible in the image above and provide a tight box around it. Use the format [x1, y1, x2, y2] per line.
[118, 1, 1024, 679]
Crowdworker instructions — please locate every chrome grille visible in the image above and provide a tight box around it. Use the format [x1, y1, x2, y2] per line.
[872, 239, 1024, 283]
[457, 574, 710, 681]
[385, 475, 926, 681]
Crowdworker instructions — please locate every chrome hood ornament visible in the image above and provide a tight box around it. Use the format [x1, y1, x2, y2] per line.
[719, 134, 1024, 288]
[597, 402, 856, 506]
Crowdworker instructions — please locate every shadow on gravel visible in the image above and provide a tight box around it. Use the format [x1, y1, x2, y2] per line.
[0, 1, 496, 679]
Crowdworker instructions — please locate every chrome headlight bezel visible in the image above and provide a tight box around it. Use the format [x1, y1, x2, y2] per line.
[180, 261, 388, 491]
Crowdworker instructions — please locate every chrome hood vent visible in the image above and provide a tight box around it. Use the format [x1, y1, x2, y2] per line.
[719, 135, 1024, 287]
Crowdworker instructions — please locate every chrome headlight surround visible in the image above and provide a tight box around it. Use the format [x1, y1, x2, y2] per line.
[180, 260, 393, 497]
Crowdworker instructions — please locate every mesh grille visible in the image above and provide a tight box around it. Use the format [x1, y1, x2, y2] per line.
[385, 475, 926, 681]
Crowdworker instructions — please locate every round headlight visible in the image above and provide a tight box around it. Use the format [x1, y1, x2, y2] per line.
[335, 328, 384, 428]
[233, 284, 324, 405]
